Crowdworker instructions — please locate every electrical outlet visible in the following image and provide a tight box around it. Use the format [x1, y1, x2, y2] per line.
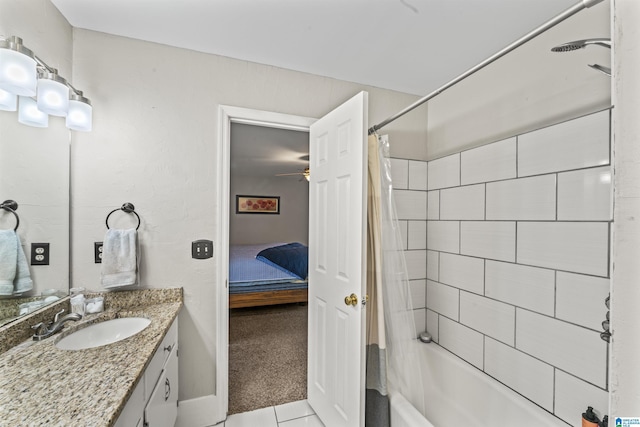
[31, 243, 50, 265]
[192, 240, 213, 259]
[94, 242, 103, 263]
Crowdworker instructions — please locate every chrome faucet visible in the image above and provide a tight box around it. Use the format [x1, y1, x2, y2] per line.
[31, 309, 82, 341]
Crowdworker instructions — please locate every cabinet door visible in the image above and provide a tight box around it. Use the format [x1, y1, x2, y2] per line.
[114, 378, 144, 427]
[144, 345, 179, 427]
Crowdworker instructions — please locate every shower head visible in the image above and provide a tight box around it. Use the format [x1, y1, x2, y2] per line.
[551, 38, 611, 52]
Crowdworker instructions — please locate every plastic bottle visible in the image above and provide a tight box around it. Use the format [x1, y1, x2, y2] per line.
[582, 406, 600, 427]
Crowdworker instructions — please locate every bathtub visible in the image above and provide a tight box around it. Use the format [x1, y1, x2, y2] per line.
[389, 341, 567, 427]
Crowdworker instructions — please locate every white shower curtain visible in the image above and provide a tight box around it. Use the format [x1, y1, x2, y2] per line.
[366, 134, 426, 426]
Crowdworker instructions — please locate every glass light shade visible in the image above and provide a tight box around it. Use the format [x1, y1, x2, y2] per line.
[0, 39, 37, 96]
[66, 94, 92, 132]
[0, 88, 17, 111]
[37, 73, 69, 116]
[18, 96, 48, 127]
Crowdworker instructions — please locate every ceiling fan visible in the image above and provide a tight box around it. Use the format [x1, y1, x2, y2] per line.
[275, 166, 310, 181]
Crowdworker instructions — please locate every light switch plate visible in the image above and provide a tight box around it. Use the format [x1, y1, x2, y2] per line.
[192, 240, 213, 259]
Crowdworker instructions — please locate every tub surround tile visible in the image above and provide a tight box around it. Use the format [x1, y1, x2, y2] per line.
[427, 221, 460, 254]
[460, 221, 516, 262]
[405, 250, 427, 280]
[427, 280, 459, 321]
[486, 175, 556, 221]
[409, 279, 427, 309]
[440, 184, 485, 220]
[517, 222, 609, 277]
[398, 220, 408, 250]
[554, 370, 609, 427]
[485, 261, 555, 316]
[515, 309, 607, 388]
[390, 158, 409, 190]
[426, 310, 439, 343]
[439, 253, 484, 295]
[460, 292, 515, 346]
[461, 138, 517, 185]
[408, 160, 428, 191]
[557, 166, 613, 221]
[418, 111, 611, 427]
[556, 272, 610, 331]
[407, 221, 427, 250]
[426, 250, 439, 281]
[438, 316, 484, 369]
[427, 190, 440, 220]
[394, 190, 427, 220]
[517, 110, 610, 177]
[428, 153, 460, 190]
[413, 308, 427, 334]
[0, 288, 183, 427]
[484, 338, 554, 412]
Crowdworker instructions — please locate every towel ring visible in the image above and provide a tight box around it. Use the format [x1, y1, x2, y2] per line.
[0, 200, 19, 231]
[105, 202, 141, 230]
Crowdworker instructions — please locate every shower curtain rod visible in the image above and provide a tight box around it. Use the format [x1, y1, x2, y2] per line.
[368, 0, 605, 135]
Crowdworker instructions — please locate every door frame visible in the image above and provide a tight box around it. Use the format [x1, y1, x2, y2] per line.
[215, 105, 316, 421]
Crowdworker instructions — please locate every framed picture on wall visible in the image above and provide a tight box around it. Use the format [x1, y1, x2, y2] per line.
[236, 195, 280, 214]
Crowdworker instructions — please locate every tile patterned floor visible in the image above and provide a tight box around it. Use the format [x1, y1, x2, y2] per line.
[223, 400, 324, 427]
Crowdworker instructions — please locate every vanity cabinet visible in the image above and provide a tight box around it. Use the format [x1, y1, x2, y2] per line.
[114, 318, 178, 427]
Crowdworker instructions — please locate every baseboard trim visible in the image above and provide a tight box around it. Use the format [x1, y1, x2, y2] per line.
[176, 394, 225, 427]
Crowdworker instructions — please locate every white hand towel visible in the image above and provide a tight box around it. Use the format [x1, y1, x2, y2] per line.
[13, 233, 33, 294]
[0, 230, 33, 295]
[101, 228, 139, 288]
[0, 230, 17, 295]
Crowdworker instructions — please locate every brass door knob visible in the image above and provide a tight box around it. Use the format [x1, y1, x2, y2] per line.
[344, 293, 358, 306]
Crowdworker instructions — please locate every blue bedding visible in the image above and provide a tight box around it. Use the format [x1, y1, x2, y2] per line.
[256, 242, 308, 280]
[229, 243, 306, 289]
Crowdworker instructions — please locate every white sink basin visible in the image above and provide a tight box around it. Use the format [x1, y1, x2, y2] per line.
[55, 317, 151, 350]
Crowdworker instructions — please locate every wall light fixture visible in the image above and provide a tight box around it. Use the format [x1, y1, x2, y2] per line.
[0, 36, 92, 131]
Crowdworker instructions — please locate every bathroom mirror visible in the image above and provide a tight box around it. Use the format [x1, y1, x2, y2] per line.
[0, 1, 72, 327]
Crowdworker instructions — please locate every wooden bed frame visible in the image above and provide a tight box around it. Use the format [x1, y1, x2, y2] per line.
[229, 288, 308, 309]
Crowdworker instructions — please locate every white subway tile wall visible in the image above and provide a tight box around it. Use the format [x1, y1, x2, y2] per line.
[419, 110, 610, 426]
[460, 137, 517, 185]
[460, 291, 516, 346]
[408, 160, 428, 191]
[485, 175, 556, 220]
[484, 337, 555, 412]
[440, 184, 485, 220]
[427, 153, 460, 190]
[439, 253, 484, 294]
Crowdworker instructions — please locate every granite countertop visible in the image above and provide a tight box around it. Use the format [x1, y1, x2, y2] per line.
[0, 288, 182, 427]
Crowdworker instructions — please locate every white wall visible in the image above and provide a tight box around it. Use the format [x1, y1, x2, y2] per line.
[68, 29, 427, 403]
[426, 0, 611, 159]
[0, 0, 71, 297]
[610, 0, 640, 417]
[230, 175, 309, 245]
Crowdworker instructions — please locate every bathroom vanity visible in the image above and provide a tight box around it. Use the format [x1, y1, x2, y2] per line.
[0, 288, 182, 427]
[115, 317, 179, 427]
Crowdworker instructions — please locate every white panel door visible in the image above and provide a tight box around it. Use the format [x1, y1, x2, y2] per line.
[307, 91, 368, 427]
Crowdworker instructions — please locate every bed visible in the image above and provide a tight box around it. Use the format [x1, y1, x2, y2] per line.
[228, 242, 308, 308]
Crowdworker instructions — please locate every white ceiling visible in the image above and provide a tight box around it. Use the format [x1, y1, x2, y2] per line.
[230, 123, 309, 178]
[51, 0, 578, 96]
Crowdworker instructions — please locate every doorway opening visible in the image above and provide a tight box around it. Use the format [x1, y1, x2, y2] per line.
[227, 122, 310, 414]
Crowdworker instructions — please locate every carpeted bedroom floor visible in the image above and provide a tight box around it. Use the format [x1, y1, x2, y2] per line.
[228, 303, 308, 415]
